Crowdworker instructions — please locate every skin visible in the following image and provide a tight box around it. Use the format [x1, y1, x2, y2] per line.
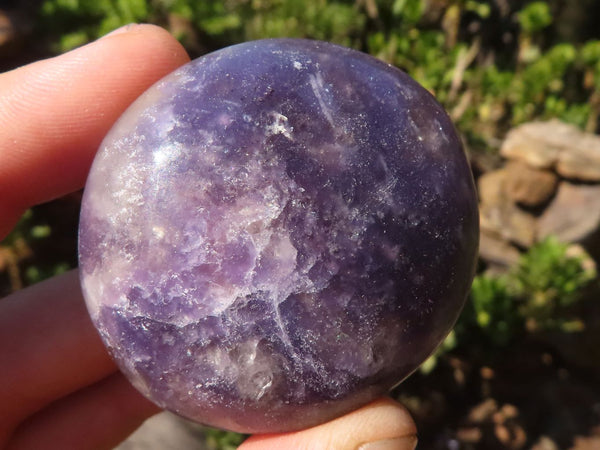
[0, 24, 417, 449]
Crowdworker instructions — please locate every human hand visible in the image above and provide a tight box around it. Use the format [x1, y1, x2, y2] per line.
[0, 25, 417, 449]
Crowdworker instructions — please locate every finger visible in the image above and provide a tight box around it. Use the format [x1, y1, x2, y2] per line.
[0, 270, 116, 439]
[240, 397, 417, 450]
[5, 373, 160, 450]
[0, 24, 190, 239]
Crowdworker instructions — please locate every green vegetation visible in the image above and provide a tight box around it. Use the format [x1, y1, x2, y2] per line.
[423, 237, 596, 371]
[204, 427, 247, 450]
[36, 0, 600, 151]
[468, 237, 595, 337]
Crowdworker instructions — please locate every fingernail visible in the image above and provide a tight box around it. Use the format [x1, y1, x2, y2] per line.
[101, 23, 139, 39]
[358, 436, 418, 450]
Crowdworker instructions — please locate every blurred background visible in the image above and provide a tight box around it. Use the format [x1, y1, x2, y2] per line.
[1, 0, 600, 448]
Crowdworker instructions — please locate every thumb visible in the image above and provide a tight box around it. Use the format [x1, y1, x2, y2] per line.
[240, 397, 417, 450]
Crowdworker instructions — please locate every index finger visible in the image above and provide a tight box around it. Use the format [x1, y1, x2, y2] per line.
[0, 24, 190, 239]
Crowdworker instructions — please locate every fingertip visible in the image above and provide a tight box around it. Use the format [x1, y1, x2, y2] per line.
[240, 397, 417, 450]
[5, 374, 162, 450]
[97, 23, 190, 65]
[0, 24, 190, 216]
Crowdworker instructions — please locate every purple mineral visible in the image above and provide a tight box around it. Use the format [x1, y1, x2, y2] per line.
[79, 39, 479, 433]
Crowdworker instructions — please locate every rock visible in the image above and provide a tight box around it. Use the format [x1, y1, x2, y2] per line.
[537, 182, 600, 244]
[501, 121, 565, 168]
[558, 142, 600, 181]
[479, 169, 537, 248]
[479, 229, 521, 268]
[478, 168, 507, 207]
[481, 203, 536, 248]
[78, 39, 479, 433]
[503, 161, 558, 208]
[501, 120, 600, 181]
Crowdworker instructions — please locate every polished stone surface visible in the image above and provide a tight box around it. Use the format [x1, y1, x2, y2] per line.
[79, 39, 479, 433]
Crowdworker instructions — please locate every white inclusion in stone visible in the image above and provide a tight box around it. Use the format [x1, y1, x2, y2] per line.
[309, 72, 335, 129]
[251, 371, 273, 401]
[83, 259, 134, 318]
[270, 233, 298, 279]
[234, 339, 276, 401]
[152, 226, 166, 239]
[293, 61, 303, 70]
[217, 113, 234, 127]
[152, 142, 183, 166]
[154, 104, 178, 139]
[408, 113, 450, 155]
[265, 112, 293, 139]
[161, 334, 175, 345]
[407, 115, 424, 142]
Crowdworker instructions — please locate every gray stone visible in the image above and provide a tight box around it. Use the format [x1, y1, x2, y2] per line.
[478, 229, 521, 268]
[537, 182, 600, 244]
[501, 121, 565, 169]
[480, 205, 536, 248]
[478, 168, 507, 208]
[501, 120, 600, 181]
[478, 169, 537, 248]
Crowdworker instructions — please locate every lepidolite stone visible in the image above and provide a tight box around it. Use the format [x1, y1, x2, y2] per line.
[79, 39, 478, 433]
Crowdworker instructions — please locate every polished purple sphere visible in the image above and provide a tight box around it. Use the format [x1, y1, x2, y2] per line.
[79, 39, 478, 433]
